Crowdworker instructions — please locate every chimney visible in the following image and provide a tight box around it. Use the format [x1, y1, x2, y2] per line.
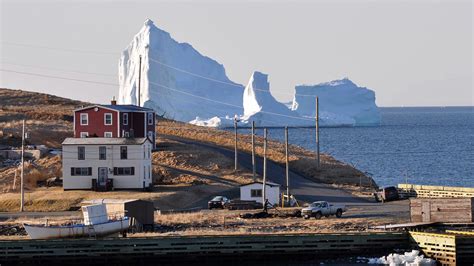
[111, 96, 117, 105]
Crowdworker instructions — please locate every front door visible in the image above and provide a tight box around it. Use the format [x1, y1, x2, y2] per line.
[98, 167, 108, 189]
[422, 202, 431, 222]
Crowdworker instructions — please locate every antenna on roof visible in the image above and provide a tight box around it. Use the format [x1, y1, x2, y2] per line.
[137, 55, 142, 107]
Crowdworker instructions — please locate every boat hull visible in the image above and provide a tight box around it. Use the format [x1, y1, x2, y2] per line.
[24, 218, 130, 240]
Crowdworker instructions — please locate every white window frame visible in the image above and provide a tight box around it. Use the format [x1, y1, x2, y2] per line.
[123, 113, 129, 125]
[80, 113, 88, 125]
[147, 113, 154, 125]
[104, 132, 113, 138]
[104, 113, 113, 125]
[80, 132, 89, 138]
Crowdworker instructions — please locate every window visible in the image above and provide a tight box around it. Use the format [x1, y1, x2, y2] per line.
[123, 113, 128, 125]
[104, 113, 112, 125]
[120, 146, 127, 159]
[113, 167, 134, 176]
[78, 146, 85, 160]
[80, 113, 88, 125]
[80, 132, 88, 138]
[70, 167, 92, 176]
[250, 189, 262, 198]
[99, 146, 106, 160]
[147, 113, 154, 125]
[104, 132, 113, 138]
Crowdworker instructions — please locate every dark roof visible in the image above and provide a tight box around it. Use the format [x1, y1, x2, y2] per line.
[101, 104, 155, 112]
[240, 181, 280, 188]
[62, 137, 150, 145]
[75, 104, 154, 113]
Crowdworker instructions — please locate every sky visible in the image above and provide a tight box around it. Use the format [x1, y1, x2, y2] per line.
[0, 0, 472, 107]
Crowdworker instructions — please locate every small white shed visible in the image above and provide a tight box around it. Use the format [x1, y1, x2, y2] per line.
[240, 181, 281, 205]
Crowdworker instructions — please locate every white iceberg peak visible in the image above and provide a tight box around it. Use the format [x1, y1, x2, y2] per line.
[144, 18, 154, 26]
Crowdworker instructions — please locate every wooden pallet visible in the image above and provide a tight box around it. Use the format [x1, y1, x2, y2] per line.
[409, 231, 474, 266]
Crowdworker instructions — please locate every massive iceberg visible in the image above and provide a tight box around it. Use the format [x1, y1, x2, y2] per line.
[119, 19, 381, 128]
[118, 19, 244, 124]
[241, 71, 312, 127]
[291, 78, 381, 126]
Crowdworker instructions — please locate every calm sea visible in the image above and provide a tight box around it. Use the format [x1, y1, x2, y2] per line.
[239, 107, 474, 187]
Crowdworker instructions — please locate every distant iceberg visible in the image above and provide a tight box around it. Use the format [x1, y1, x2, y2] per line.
[119, 19, 381, 128]
[291, 78, 381, 126]
[240, 71, 310, 127]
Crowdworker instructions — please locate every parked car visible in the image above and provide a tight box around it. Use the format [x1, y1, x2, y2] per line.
[208, 196, 230, 209]
[374, 186, 399, 202]
[301, 201, 346, 219]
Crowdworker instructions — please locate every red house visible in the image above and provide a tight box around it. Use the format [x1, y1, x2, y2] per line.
[73, 102, 156, 148]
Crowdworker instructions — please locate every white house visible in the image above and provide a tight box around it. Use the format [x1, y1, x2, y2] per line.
[62, 137, 153, 190]
[240, 181, 281, 206]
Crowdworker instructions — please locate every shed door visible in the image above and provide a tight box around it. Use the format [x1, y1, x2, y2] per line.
[422, 202, 431, 222]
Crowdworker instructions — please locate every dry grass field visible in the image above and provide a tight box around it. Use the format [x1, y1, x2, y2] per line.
[157, 119, 376, 188]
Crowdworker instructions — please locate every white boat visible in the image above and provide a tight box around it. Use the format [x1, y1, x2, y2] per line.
[23, 204, 130, 239]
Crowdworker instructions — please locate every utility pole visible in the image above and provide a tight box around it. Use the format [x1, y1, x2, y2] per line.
[251, 121, 256, 181]
[285, 126, 290, 198]
[315, 97, 320, 168]
[234, 116, 238, 172]
[20, 119, 25, 212]
[138, 55, 142, 106]
[262, 128, 268, 208]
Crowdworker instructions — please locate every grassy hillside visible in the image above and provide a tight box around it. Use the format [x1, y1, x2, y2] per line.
[0, 88, 88, 147]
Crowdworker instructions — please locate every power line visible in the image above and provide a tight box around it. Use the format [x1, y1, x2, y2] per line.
[0, 41, 117, 56]
[2, 40, 321, 99]
[0, 69, 118, 87]
[148, 80, 314, 122]
[1, 62, 116, 77]
[149, 56, 318, 98]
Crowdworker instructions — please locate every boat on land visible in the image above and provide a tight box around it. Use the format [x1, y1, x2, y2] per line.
[23, 204, 130, 240]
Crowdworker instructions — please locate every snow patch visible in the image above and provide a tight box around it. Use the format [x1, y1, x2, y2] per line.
[368, 250, 436, 266]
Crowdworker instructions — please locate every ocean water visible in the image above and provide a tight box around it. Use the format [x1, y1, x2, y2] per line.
[239, 107, 474, 187]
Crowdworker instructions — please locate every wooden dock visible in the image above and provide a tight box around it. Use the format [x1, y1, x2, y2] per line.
[0, 232, 407, 264]
[398, 183, 474, 198]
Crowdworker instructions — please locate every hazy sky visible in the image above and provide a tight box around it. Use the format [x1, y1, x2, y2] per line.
[0, 0, 472, 106]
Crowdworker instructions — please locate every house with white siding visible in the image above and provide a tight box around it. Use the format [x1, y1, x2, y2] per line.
[62, 137, 153, 190]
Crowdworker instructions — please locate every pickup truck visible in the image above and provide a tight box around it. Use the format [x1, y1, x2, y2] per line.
[301, 201, 346, 219]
